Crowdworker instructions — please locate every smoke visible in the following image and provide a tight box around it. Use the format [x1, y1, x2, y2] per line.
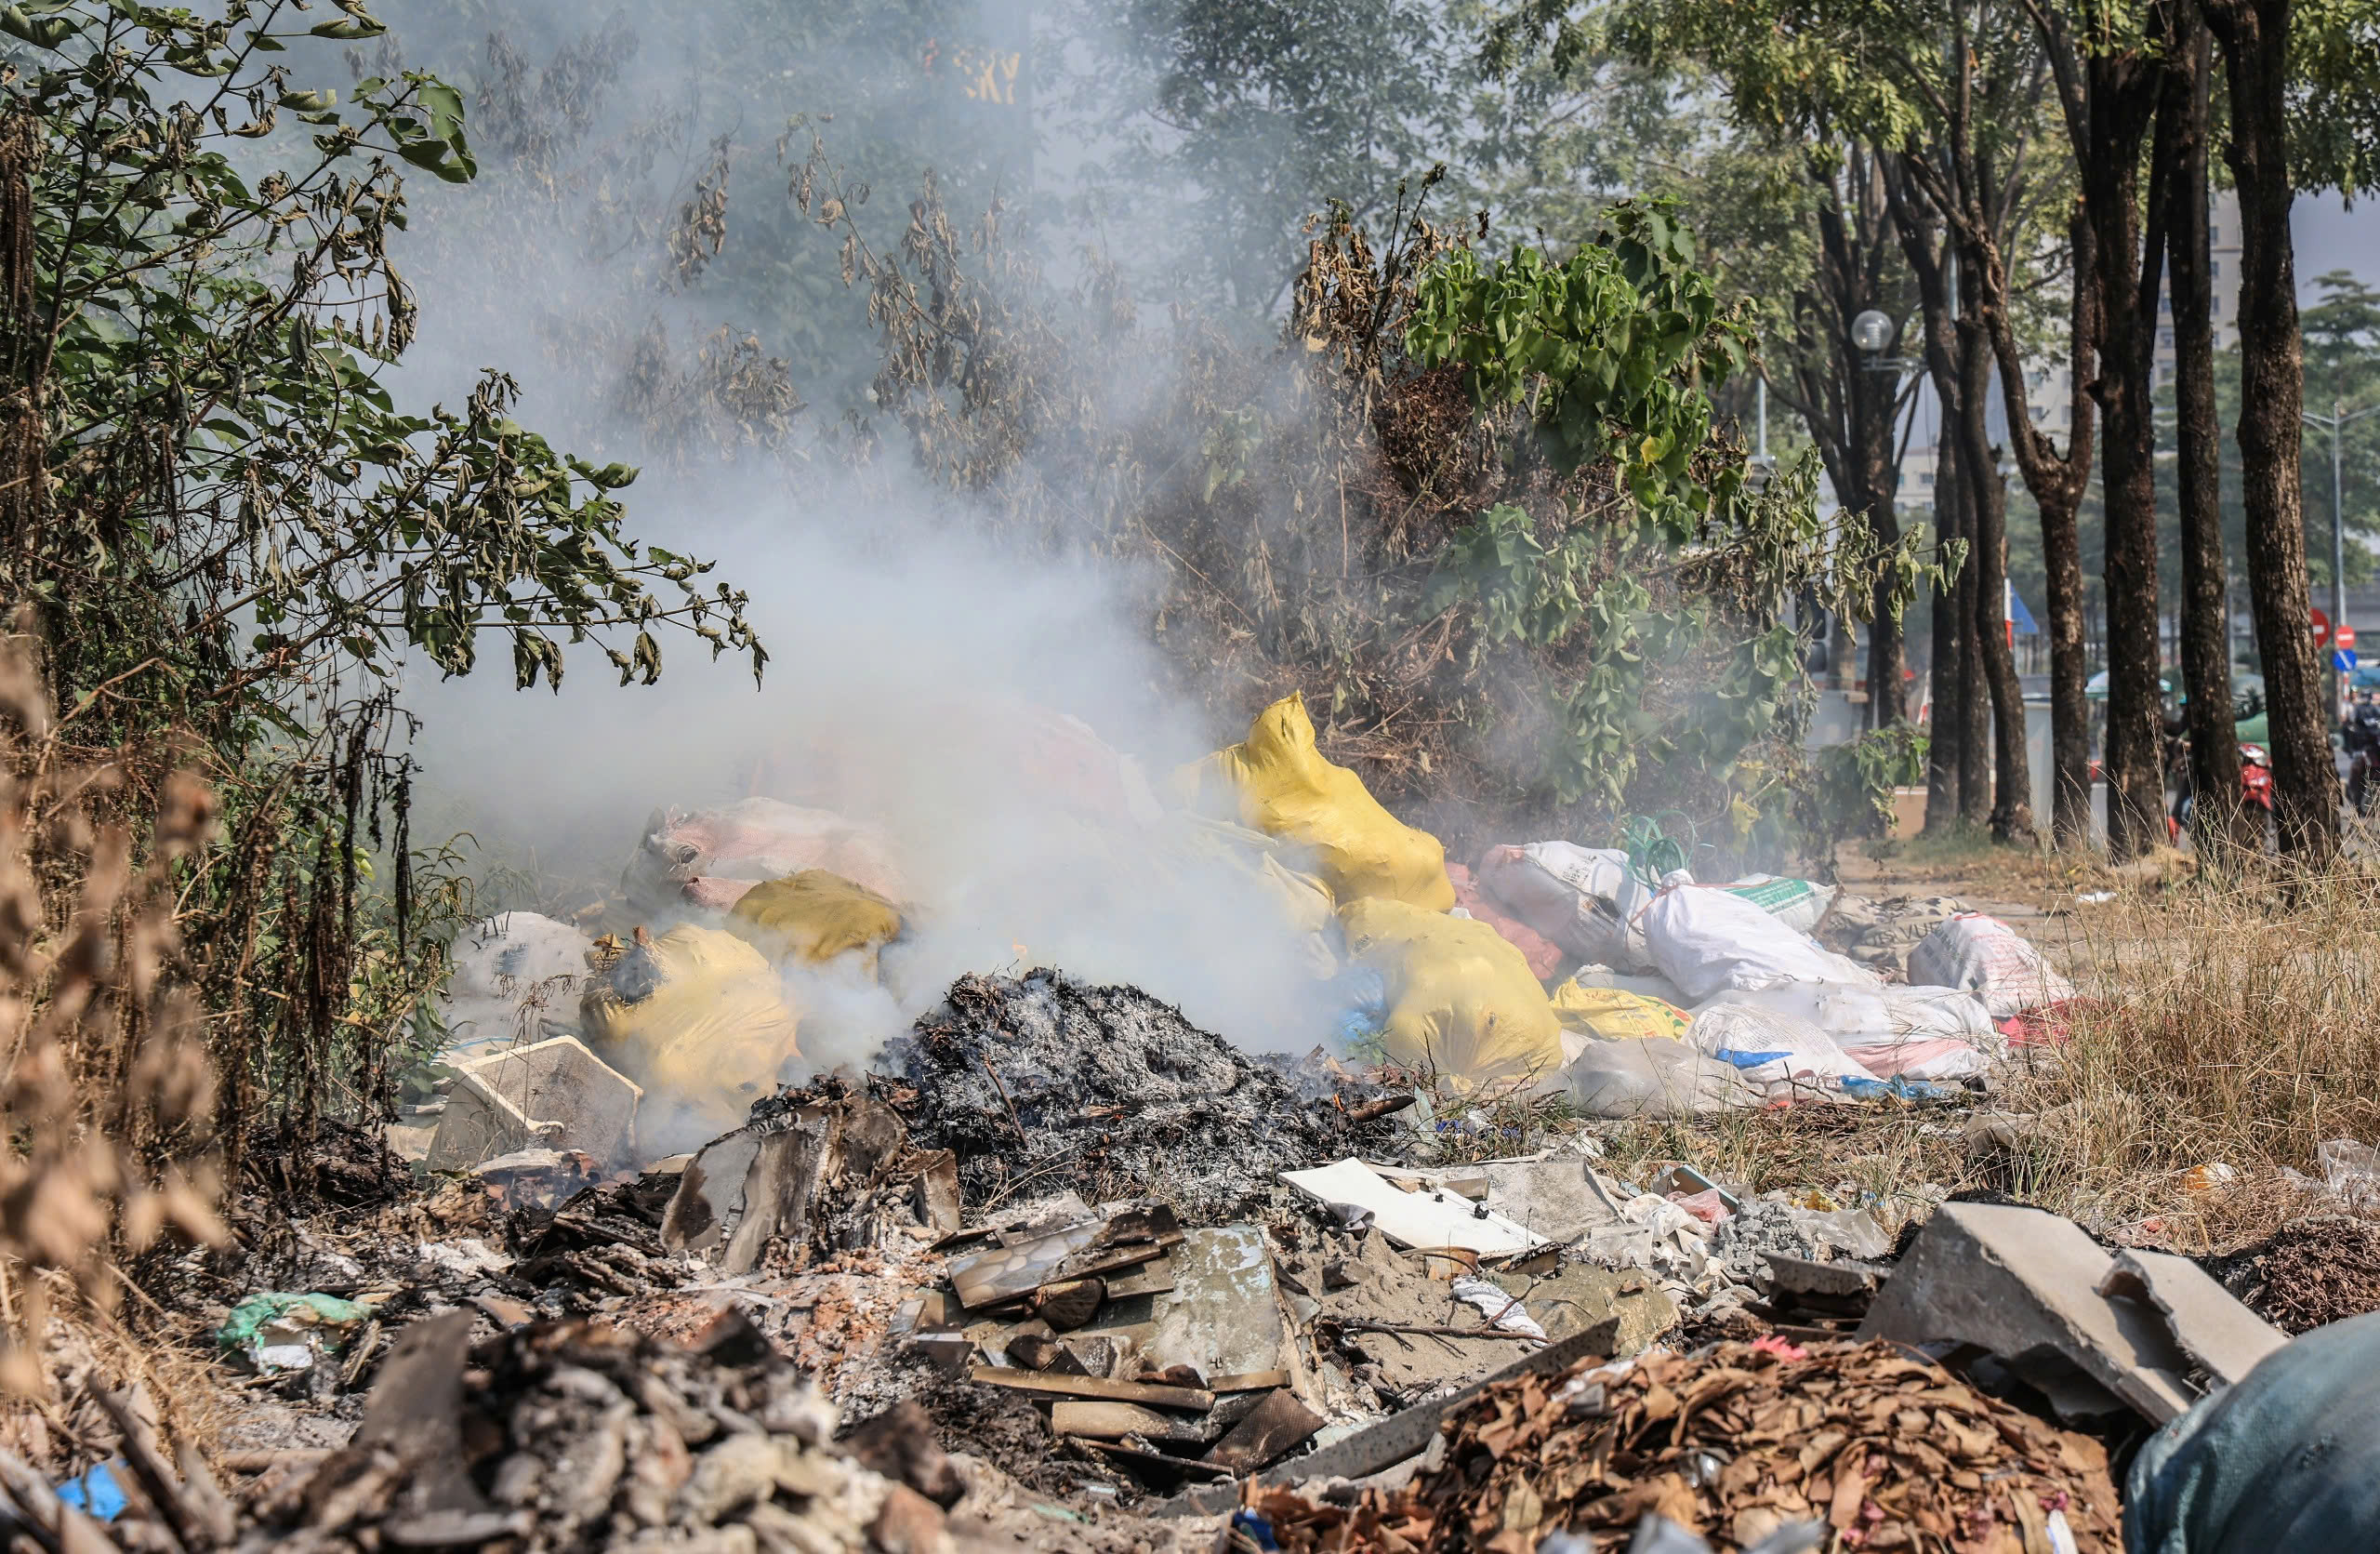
[407, 474, 1345, 1066]
[329, 0, 1382, 1127]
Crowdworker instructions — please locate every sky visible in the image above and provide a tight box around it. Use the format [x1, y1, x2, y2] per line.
[2297, 193, 2380, 293]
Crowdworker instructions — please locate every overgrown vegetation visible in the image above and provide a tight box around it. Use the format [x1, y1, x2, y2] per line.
[774, 138, 1933, 867]
[0, 0, 760, 1190]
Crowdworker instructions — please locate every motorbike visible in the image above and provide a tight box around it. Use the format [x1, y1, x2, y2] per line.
[2348, 712, 2380, 817]
[2166, 736, 2274, 841]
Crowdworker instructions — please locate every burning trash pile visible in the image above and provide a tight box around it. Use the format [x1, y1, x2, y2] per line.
[406, 691, 2089, 1190]
[51, 688, 2380, 1554]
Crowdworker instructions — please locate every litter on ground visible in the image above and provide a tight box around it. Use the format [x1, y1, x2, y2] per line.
[24, 711, 2378, 1554]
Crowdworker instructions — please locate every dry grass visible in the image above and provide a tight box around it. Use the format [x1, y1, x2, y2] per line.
[1583, 1105, 1974, 1231]
[0, 627, 230, 1469]
[1986, 865, 2380, 1246]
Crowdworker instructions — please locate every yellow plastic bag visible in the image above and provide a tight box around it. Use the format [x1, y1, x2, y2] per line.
[1549, 979, 1690, 1043]
[581, 925, 802, 1134]
[1339, 897, 1565, 1087]
[1180, 694, 1454, 910]
[726, 870, 904, 972]
[1158, 815, 1341, 978]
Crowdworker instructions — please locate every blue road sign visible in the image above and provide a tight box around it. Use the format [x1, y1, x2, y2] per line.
[2336, 648, 2360, 672]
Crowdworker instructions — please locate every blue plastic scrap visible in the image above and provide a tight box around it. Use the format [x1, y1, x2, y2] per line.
[1838, 1075, 1959, 1102]
[55, 1461, 126, 1521]
[1229, 1508, 1282, 1551]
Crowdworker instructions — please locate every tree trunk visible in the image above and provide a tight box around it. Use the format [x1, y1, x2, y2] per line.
[2038, 494, 2092, 847]
[2162, 7, 2247, 858]
[2085, 51, 2166, 861]
[1924, 450, 1967, 830]
[1980, 195, 2098, 852]
[1954, 432, 1992, 829]
[2207, 0, 2339, 863]
[1863, 490, 1906, 725]
[1991, 4, 2107, 850]
[1951, 260, 2033, 843]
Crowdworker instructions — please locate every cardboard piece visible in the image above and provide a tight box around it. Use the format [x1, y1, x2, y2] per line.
[1280, 1159, 1547, 1257]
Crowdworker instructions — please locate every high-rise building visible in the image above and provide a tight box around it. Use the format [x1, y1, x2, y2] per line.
[2154, 186, 2244, 383]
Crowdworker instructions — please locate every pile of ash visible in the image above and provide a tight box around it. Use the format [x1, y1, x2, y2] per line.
[884, 970, 1392, 1221]
[179, 1309, 959, 1554]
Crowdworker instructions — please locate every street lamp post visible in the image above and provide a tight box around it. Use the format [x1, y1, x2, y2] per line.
[2303, 399, 2380, 716]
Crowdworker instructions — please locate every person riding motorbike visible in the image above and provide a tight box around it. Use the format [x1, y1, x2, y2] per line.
[2167, 701, 2278, 837]
[2346, 690, 2380, 815]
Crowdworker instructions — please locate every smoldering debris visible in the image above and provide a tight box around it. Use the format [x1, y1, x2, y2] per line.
[885, 970, 1391, 1220]
[657, 1081, 955, 1275]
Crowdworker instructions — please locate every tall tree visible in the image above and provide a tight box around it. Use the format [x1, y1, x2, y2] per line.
[1956, 224, 2035, 842]
[1925, 426, 1980, 829]
[1893, 201, 1998, 829]
[1579, 0, 2042, 829]
[1858, 5, 2099, 848]
[1877, 10, 2047, 843]
[2159, 3, 2248, 855]
[2074, 20, 2167, 860]
[2202, 0, 2339, 860]
[1985, 195, 2097, 848]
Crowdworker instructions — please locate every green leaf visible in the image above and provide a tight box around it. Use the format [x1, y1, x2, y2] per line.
[0, 5, 79, 46]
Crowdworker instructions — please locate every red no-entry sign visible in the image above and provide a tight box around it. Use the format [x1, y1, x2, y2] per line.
[2313, 607, 2332, 647]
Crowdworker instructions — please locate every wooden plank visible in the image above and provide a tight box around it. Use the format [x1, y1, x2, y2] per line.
[1207, 1370, 1293, 1393]
[1051, 1401, 1210, 1443]
[1205, 1390, 1325, 1472]
[1069, 1439, 1235, 1481]
[967, 1366, 1215, 1413]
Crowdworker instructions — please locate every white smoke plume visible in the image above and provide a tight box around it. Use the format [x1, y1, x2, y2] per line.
[407, 481, 1346, 1072]
[334, 1, 1375, 1148]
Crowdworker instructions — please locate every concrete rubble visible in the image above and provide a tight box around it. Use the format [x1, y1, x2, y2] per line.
[426, 1036, 643, 1175]
[1858, 1202, 2285, 1425]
